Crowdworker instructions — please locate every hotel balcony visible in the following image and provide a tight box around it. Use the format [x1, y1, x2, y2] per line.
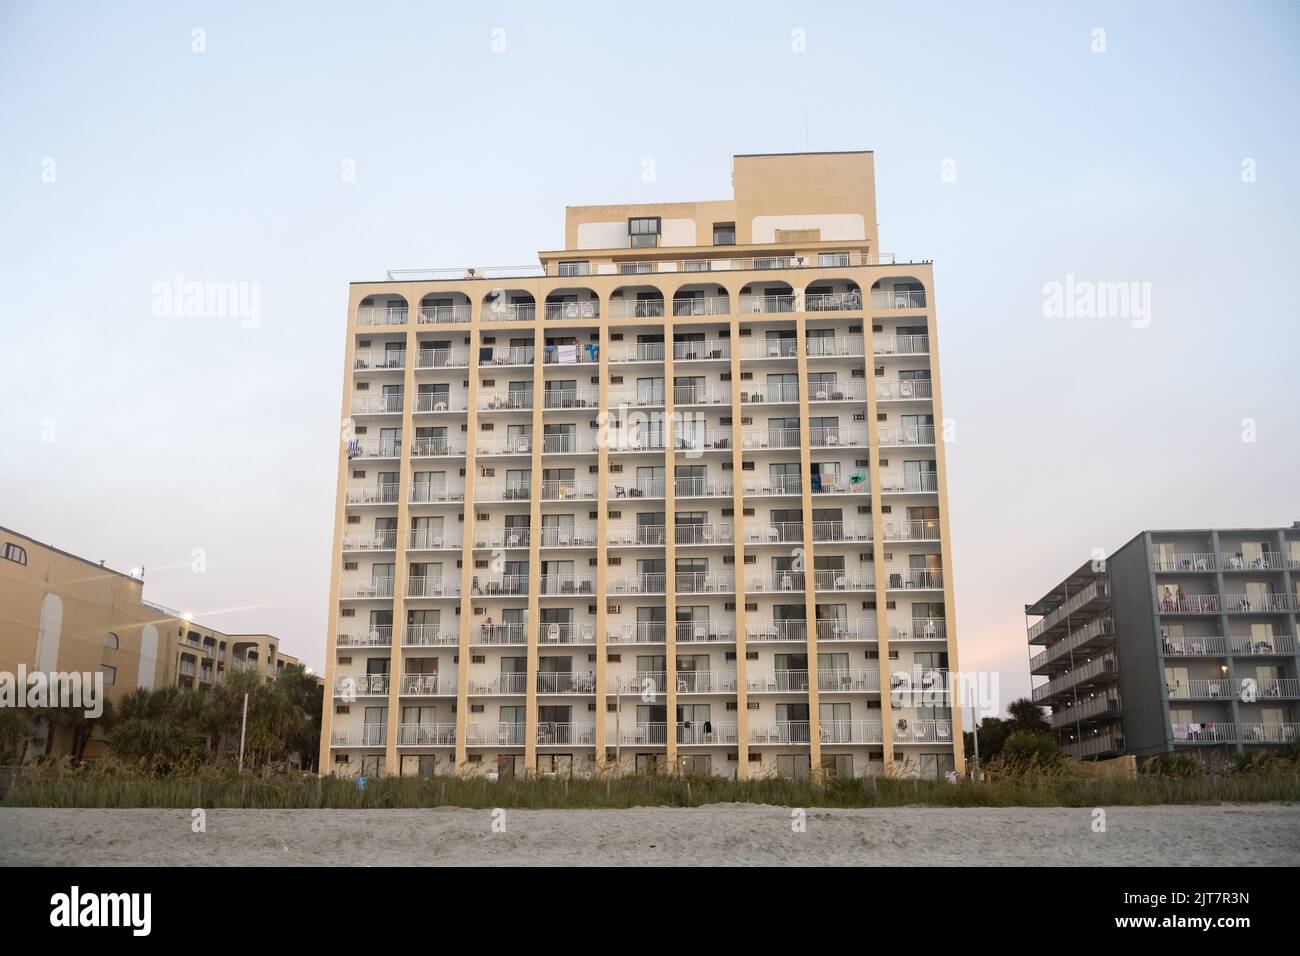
[740, 338, 798, 360]
[414, 392, 468, 413]
[672, 383, 731, 406]
[806, 335, 866, 359]
[538, 527, 598, 549]
[611, 573, 668, 595]
[407, 528, 464, 551]
[745, 521, 805, 544]
[411, 436, 467, 457]
[1049, 692, 1121, 730]
[672, 295, 730, 317]
[1229, 633, 1297, 655]
[538, 574, 596, 596]
[400, 673, 458, 696]
[817, 668, 881, 693]
[337, 627, 393, 648]
[542, 388, 598, 410]
[478, 391, 533, 411]
[673, 670, 738, 694]
[677, 722, 740, 745]
[418, 304, 471, 325]
[1166, 679, 1236, 701]
[749, 572, 805, 593]
[466, 673, 526, 696]
[872, 334, 929, 356]
[346, 437, 401, 459]
[1030, 616, 1115, 674]
[540, 479, 599, 501]
[883, 518, 941, 542]
[748, 669, 811, 693]
[885, 569, 943, 591]
[749, 721, 811, 744]
[609, 479, 666, 500]
[741, 383, 801, 406]
[398, 723, 457, 747]
[403, 625, 459, 647]
[607, 623, 668, 645]
[739, 293, 797, 315]
[889, 618, 947, 642]
[820, 720, 884, 744]
[673, 476, 733, 498]
[608, 342, 665, 364]
[536, 723, 597, 746]
[871, 287, 927, 309]
[815, 570, 875, 592]
[353, 349, 405, 371]
[416, 347, 470, 369]
[466, 723, 527, 746]
[880, 472, 938, 494]
[472, 573, 529, 596]
[342, 529, 398, 552]
[606, 722, 668, 746]
[743, 475, 803, 497]
[339, 578, 395, 600]
[809, 382, 868, 403]
[334, 674, 390, 696]
[476, 435, 533, 457]
[538, 623, 596, 645]
[473, 527, 530, 549]
[612, 671, 667, 695]
[484, 302, 536, 323]
[675, 621, 735, 643]
[674, 572, 734, 594]
[1162, 634, 1228, 656]
[405, 576, 460, 598]
[674, 523, 735, 546]
[877, 424, 936, 447]
[742, 427, 801, 449]
[1028, 579, 1110, 641]
[408, 484, 465, 505]
[331, 724, 388, 747]
[1032, 653, 1119, 703]
[543, 300, 600, 321]
[876, 380, 933, 402]
[541, 434, 599, 456]
[479, 346, 535, 367]
[356, 305, 408, 327]
[810, 426, 870, 448]
[474, 482, 532, 503]
[470, 622, 528, 646]
[536, 672, 598, 695]
[892, 719, 954, 744]
[805, 290, 864, 312]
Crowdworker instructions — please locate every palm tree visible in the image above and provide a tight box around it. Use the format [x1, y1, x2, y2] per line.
[1006, 698, 1049, 735]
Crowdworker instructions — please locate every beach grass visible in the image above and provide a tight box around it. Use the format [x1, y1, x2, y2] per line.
[4, 765, 1299, 810]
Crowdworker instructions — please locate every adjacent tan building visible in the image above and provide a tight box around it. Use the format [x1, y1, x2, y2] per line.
[322, 151, 964, 780]
[0, 525, 298, 760]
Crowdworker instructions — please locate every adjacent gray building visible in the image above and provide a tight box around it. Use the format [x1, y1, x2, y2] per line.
[1028, 524, 1300, 763]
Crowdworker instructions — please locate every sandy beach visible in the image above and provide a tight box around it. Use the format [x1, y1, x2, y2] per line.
[2, 803, 1298, 866]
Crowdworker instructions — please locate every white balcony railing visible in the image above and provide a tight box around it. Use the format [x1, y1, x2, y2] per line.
[334, 674, 390, 696]
[418, 304, 471, 325]
[398, 723, 457, 746]
[873, 334, 930, 356]
[356, 306, 408, 327]
[414, 392, 468, 413]
[537, 623, 596, 644]
[350, 395, 403, 415]
[410, 436, 467, 457]
[879, 472, 938, 494]
[876, 379, 933, 401]
[339, 578, 395, 599]
[877, 425, 936, 446]
[400, 673, 458, 696]
[405, 576, 460, 598]
[353, 349, 406, 371]
[407, 529, 463, 550]
[403, 625, 459, 647]
[871, 289, 927, 309]
[416, 347, 470, 369]
[337, 627, 393, 648]
[408, 484, 465, 504]
[889, 619, 947, 642]
[342, 529, 398, 551]
[332, 724, 388, 746]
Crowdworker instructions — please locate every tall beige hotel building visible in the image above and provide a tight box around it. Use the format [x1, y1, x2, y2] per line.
[321, 151, 963, 781]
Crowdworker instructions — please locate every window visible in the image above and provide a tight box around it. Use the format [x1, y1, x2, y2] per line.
[104, 632, 119, 650]
[101, 665, 117, 686]
[628, 217, 661, 248]
[2, 543, 27, 565]
[713, 223, 736, 246]
[557, 260, 590, 277]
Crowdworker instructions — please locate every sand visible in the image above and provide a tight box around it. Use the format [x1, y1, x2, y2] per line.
[2, 803, 1297, 866]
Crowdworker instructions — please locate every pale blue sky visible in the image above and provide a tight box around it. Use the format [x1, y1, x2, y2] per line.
[2, 1, 1297, 710]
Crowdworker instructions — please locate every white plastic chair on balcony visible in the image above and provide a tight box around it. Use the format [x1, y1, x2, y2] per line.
[694, 624, 706, 642]
[547, 624, 560, 643]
